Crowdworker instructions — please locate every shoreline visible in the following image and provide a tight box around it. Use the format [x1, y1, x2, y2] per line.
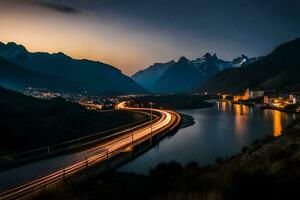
[179, 113, 196, 129]
[34, 118, 300, 199]
[33, 106, 300, 200]
[219, 99, 300, 114]
[261, 105, 300, 114]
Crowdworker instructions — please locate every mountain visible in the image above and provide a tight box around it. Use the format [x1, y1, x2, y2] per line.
[198, 37, 300, 93]
[151, 57, 204, 93]
[191, 53, 229, 75]
[0, 42, 146, 94]
[192, 53, 260, 70]
[132, 52, 259, 94]
[0, 56, 81, 92]
[231, 55, 262, 67]
[192, 53, 230, 71]
[131, 61, 175, 90]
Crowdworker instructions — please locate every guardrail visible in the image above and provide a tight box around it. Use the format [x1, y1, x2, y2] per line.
[0, 110, 160, 169]
[0, 109, 181, 200]
[0, 151, 108, 200]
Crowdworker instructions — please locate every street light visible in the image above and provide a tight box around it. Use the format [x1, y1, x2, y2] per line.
[149, 102, 154, 144]
[131, 131, 134, 154]
[131, 111, 134, 153]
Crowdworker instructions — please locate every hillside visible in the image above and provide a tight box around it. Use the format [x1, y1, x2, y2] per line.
[198, 37, 300, 93]
[131, 61, 175, 90]
[0, 42, 146, 94]
[0, 86, 146, 154]
[0, 57, 81, 92]
[152, 57, 203, 93]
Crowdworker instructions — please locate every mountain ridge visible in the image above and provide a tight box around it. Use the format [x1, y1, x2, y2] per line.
[198, 37, 300, 93]
[151, 57, 204, 93]
[0, 42, 146, 94]
[131, 60, 175, 90]
[132, 53, 259, 93]
[0, 56, 82, 92]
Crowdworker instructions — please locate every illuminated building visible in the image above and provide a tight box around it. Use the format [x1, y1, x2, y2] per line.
[233, 88, 264, 102]
[249, 89, 264, 99]
[264, 93, 299, 109]
[234, 95, 242, 102]
[289, 95, 297, 104]
[222, 94, 229, 100]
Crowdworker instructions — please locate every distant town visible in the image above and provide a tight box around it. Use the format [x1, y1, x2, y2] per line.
[218, 88, 300, 113]
[23, 87, 119, 110]
[23, 87, 150, 111]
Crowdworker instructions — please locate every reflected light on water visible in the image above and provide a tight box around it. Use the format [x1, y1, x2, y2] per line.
[235, 104, 241, 115]
[233, 104, 249, 143]
[242, 104, 249, 115]
[218, 102, 288, 138]
[273, 110, 282, 137]
[121, 102, 297, 174]
[221, 102, 226, 111]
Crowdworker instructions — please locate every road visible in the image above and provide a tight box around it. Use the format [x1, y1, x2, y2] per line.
[0, 102, 181, 200]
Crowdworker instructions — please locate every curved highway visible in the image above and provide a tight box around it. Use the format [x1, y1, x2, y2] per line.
[0, 102, 181, 200]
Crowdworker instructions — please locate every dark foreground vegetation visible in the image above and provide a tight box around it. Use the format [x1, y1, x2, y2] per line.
[36, 118, 300, 200]
[0, 86, 146, 155]
[126, 94, 213, 110]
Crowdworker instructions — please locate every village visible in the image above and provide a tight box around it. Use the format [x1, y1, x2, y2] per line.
[220, 88, 300, 113]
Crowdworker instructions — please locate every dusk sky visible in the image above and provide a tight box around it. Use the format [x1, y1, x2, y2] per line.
[1, 0, 300, 75]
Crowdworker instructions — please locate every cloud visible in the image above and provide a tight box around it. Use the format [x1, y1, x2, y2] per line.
[5, 0, 80, 14]
[36, 1, 79, 14]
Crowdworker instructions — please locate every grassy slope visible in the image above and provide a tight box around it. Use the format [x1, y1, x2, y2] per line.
[0, 86, 147, 155]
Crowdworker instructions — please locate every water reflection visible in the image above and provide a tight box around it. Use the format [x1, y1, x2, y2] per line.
[221, 101, 226, 111]
[273, 110, 282, 137]
[262, 109, 289, 137]
[234, 104, 244, 137]
[219, 102, 287, 137]
[120, 102, 297, 174]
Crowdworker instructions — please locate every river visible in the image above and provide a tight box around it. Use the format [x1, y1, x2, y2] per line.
[119, 102, 298, 174]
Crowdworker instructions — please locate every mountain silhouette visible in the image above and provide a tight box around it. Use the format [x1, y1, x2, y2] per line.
[0, 42, 146, 94]
[198, 37, 300, 93]
[0, 56, 82, 92]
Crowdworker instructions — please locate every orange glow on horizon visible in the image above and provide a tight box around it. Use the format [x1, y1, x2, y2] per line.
[0, 6, 177, 76]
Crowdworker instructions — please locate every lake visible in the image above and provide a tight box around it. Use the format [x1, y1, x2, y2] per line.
[119, 102, 298, 174]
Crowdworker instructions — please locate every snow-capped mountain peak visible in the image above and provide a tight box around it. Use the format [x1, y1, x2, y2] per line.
[232, 55, 261, 67]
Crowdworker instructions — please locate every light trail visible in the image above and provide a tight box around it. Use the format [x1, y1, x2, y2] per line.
[0, 102, 181, 200]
